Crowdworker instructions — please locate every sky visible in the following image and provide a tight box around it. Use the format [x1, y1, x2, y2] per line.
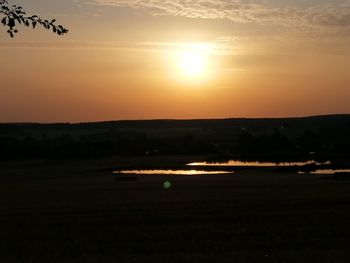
[1, 0, 350, 122]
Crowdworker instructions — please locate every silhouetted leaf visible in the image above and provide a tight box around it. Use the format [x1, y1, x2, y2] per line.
[1, 1, 68, 37]
[8, 17, 14, 27]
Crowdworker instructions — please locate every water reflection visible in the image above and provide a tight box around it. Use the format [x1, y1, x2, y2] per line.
[113, 170, 233, 175]
[188, 160, 330, 167]
[299, 169, 350, 175]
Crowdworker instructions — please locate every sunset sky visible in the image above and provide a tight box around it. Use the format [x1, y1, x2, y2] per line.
[1, 0, 350, 122]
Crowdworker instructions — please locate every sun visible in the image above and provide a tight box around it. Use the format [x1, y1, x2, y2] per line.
[177, 51, 207, 78]
[167, 42, 216, 84]
[171, 43, 215, 81]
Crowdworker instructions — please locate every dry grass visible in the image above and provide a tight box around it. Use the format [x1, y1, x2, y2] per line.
[1, 157, 350, 262]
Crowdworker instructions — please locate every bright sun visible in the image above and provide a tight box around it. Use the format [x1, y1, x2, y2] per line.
[172, 43, 214, 81]
[177, 51, 207, 78]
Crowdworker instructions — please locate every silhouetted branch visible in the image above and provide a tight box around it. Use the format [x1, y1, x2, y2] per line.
[0, 0, 68, 37]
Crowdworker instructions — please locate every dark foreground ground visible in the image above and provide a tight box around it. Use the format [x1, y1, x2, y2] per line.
[1, 156, 350, 262]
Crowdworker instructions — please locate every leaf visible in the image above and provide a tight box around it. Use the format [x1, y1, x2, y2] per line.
[8, 18, 15, 28]
[1, 2, 68, 38]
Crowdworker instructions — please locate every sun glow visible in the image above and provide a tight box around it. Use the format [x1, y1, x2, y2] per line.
[178, 51, 207, 77]
[172, 43, 215, 81]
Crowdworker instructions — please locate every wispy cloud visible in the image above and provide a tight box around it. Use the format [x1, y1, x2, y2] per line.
[86, 0, 350, 35]
[0, 40, 232, 54]
[0, 41, 121, 49]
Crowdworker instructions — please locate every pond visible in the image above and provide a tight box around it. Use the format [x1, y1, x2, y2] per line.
[113, 170, 233, 175]
[188, 160, 330, 167]
[299, 169, 350, 175]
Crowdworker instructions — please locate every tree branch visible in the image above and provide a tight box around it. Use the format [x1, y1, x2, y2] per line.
[0, 0, 68, 37]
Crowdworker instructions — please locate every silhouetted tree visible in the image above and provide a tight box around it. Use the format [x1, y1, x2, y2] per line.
[0, 0, 68, 37]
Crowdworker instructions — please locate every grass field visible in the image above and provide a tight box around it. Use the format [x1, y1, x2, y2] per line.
[1, 156, 350, 262]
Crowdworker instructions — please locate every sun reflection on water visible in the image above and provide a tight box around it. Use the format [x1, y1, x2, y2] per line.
[299, 169, 350, 175]
[188, 160, 330, 167]
[113, 170, 233, 175]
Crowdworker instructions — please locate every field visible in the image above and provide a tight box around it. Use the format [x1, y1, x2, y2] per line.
[1, 156, 350, 262]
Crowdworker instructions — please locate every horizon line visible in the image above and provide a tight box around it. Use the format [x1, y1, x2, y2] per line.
[1, 113, 350, 125]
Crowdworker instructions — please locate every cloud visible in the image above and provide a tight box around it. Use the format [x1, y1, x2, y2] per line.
[0, 40, 233, 54]
[0, 40, 154, 50]
[86, 0, 350, 34]
[0, 41, 117, 49]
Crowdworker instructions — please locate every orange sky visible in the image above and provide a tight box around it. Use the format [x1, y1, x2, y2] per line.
[1, 0, 350, 122]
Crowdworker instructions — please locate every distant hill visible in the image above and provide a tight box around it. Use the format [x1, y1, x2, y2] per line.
[1, 114, 350, 132]
[1, 114, 350, 161]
